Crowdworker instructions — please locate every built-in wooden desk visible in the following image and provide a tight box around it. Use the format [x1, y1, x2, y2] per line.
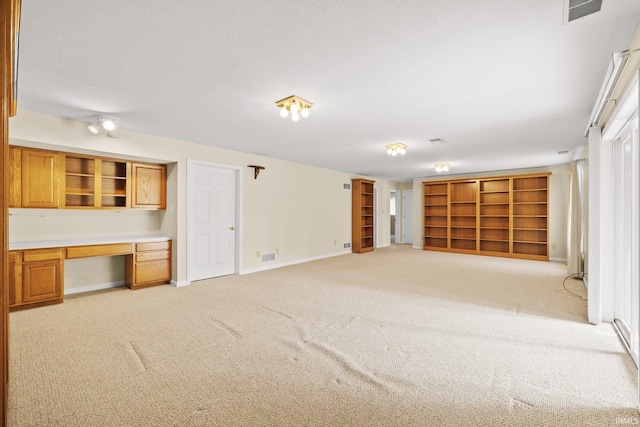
[8, 236, 172, 310]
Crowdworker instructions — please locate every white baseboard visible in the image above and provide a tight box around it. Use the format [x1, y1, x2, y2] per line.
[171, 280, 189, 288]
[550, 257, 568, 263]
[376, 243, 390, 249]
[64, 280, 125, 295]
[412, 245, 422, 250]
[241, 250, 351, 275]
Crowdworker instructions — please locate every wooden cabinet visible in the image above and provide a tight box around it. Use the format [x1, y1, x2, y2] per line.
[422, 173, 549, 261]
[131, 163, 166, 209]
[8, 146, 21, 208]
[61, 154, 130, 208]
[352, 179, 375, 253]
[9, 248, 64, 310]
[125, 240, 172, 289]
[9, 146, 166, 210]
[9, 147, 59, 208]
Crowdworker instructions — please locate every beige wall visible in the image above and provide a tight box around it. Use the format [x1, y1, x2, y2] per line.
[9, 110, 396, 290]
[411, 164, 571, 261]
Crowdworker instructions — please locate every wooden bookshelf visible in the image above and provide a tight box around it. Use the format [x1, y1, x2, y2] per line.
[512, 175, 549, 261]
[479, 178, 510, 257]
[450, 180, 478, 254]
[352, 179, 375, 253]
[423, 182, 449, 251]
[422, 173, 550, 261]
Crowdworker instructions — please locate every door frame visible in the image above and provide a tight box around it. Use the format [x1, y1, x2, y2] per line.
[186, 159, 242, 284]
[402, 189, 413, 245]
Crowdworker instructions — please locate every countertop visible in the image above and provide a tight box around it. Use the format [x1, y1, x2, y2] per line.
[9, 235, 172, 251]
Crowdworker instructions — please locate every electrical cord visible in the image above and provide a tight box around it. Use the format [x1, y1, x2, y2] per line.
[562, 274, 584, 298]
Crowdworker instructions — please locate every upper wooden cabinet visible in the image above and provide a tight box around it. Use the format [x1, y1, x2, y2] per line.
[9, 146, 166, 210]
[131, 163, 166, 209]
[10, 147, 60, 208]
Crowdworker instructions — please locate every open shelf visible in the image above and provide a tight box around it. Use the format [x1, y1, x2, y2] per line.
[423, 173, 549, 261]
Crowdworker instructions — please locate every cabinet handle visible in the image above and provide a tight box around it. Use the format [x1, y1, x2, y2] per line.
[229, 226, 235, 231]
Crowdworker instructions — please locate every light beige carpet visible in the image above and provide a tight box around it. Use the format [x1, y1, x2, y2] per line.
[9, 245, 638, 426]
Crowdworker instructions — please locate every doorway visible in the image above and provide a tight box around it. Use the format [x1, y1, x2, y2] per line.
[402, 190, 413, 245]
[390, 190, 400, 243]
[187, 160, 240, 283]
[612, 119, 639, 365]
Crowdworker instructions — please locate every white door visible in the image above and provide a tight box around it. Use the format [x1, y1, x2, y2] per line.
[187, 161, 238, 281]
[402, 190, 413, 245]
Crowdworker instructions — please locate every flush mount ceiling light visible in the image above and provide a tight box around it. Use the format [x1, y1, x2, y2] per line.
[385, 143, 407, 156]
[87, 116, 119, 138]
[434, 163, 450, 173]
[275, 95, 313, 122]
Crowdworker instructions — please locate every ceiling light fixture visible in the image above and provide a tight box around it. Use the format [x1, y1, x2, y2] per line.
[434, 163, 450, 173]
[275, 95, 313, 122]
[87, 116, 118, 137]
[385, 143, 407, 156]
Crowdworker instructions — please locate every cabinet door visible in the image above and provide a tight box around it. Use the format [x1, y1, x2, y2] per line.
[22, 260, 62, 304]
[21, 149, 59, 208]
[8, 252, 21, 307]
[131, 163, 166, 209]
[8, 146, 21, 208]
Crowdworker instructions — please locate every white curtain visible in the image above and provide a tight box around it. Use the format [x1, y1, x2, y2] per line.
[567, 159, 585, 276]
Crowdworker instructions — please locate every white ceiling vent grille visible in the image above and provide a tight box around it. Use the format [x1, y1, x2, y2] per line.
[566, 0, 603, 23]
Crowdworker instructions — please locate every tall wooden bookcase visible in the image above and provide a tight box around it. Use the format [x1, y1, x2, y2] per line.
[352, 179, 375, 253]
[423, 173, 549, 261]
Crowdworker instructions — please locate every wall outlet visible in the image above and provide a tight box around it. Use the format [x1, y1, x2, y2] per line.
[343, 242, 351, 249]
[256, 251, 260, 257]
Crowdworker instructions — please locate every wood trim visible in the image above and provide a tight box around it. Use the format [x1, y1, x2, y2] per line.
[422, 171, 552, 187]
[2, 1, 20, 423]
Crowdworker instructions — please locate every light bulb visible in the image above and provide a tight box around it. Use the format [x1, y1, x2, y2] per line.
[301, 107, 309, 118]
[387, 148, 393, 155]
[442, 165, 449, 172]
[290, 102, 299, 113]
[88, 123, 100, 134]
[436, 166, 442, 172]
[280, 106, 288, 118]
[292, 112, 300, 121]
[391, 150, 397, 156]
[399, 148, 406, 155]
[101, 119, 115, 131]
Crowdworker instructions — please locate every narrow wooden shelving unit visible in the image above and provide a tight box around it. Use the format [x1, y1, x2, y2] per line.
[479, 177, 510, 257]
[64, 155, 96, 208]
[423, 182, 449, 251]
[352, 179, 375, 253]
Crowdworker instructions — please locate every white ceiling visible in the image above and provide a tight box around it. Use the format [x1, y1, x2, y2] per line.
[15, 0, 640, 182]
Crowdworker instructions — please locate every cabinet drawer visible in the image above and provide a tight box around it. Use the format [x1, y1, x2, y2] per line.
[66, 243, 133, 259]
[135, 250, 170, 262]
[135, 260, 171, 285]
[136, 241, 171, 252]
[23, 248, 63, 262]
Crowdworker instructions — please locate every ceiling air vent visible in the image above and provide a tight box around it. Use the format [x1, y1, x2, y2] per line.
[566, 0, 603, 23]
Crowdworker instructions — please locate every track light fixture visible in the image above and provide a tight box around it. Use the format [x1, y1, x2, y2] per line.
[87, 116, 118, 138]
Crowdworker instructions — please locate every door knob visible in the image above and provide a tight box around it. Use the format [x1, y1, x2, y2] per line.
[229, 226, 235, 231]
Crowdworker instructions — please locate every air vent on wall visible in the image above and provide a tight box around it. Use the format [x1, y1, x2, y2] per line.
[566, 0, 603, 23]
